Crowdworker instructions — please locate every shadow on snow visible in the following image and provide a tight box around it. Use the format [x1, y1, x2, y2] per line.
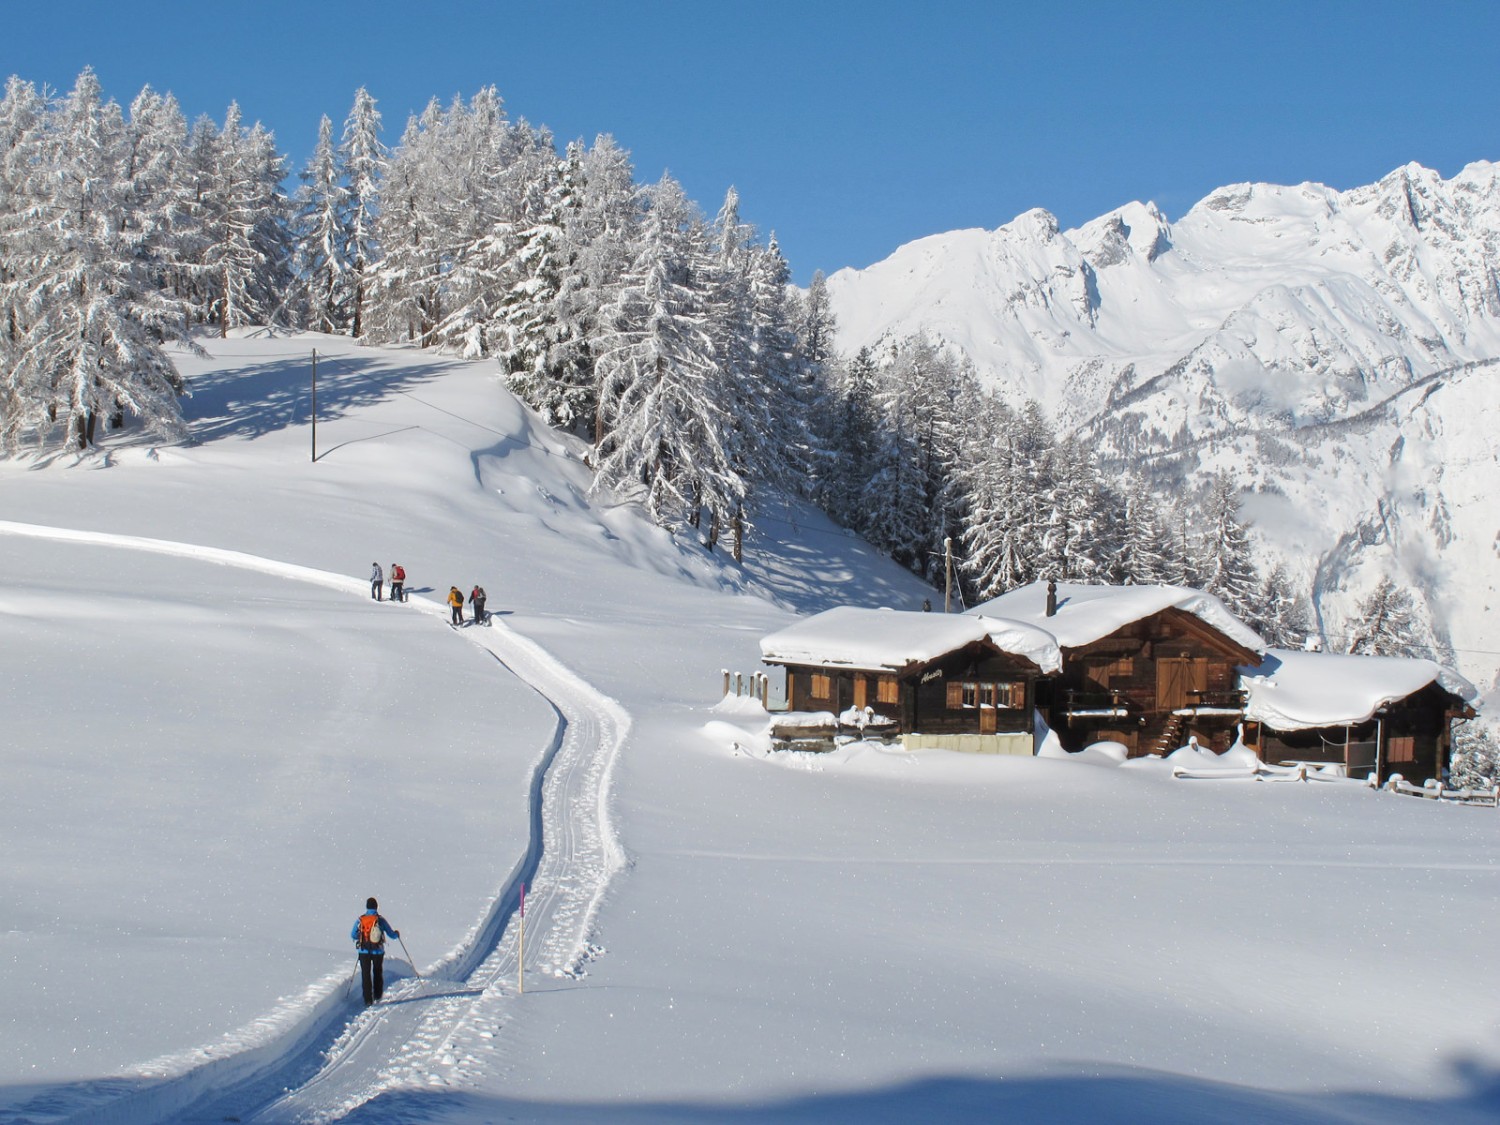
[333, 1058, 1500, 1125]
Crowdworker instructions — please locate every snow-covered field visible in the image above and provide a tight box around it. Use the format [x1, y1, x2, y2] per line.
[3, 333, 1498, 1123]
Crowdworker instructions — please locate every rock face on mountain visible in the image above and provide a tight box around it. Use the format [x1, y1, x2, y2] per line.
[827, 162, 1500, 698]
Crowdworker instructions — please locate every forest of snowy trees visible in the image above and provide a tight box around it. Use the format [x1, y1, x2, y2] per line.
[0, 70, 1358, 644]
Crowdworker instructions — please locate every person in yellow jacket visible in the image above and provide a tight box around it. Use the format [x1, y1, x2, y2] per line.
[447, 585, 464, 627]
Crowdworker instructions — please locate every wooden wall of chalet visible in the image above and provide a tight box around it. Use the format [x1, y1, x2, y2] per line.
[1247, 681, 1460, 785]
[908, 648, 1034, 736]
[779, 642, 1037, 738]
[1047, 607, 1259, 755]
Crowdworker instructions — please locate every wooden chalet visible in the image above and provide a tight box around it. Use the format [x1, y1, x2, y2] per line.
[759, 607, 1051, 754]
[968, 581, 1266, 756]
[1240, 649, 1477, 785]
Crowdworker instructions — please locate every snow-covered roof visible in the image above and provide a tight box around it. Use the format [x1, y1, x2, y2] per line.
[967, 581, 1266, 655]
[760, 606, 1061, 674]
[1240, 648, 1477, 731]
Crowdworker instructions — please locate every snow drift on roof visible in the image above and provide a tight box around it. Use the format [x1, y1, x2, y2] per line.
[760, 606, 1061, 674]
[1240, 648, 1477, 731]
[967, 581, 1266, 655]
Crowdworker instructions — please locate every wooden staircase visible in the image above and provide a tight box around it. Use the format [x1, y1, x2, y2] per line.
[1149, 712, 1187, 757]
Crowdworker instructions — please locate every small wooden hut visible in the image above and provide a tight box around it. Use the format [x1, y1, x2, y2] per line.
[759, 607, 1052, 753]
[1240, 649, 1477, 784]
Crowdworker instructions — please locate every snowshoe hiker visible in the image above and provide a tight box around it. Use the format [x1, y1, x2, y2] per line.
[469, 584, 487, 626]
[390, 563, 406, 603]
[448, 586, 464, 626]
[351, 896, 400, 1006]
[370, 562, 384, 601]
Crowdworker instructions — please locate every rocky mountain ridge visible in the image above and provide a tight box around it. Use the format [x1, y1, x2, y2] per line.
[826, 161, 1500, 700]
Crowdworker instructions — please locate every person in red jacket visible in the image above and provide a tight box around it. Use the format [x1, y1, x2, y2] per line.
[390, 563, 406, 603]
[351, 896, 400, 1006]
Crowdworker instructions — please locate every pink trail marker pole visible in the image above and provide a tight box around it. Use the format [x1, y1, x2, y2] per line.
[518, 883, 526, 995]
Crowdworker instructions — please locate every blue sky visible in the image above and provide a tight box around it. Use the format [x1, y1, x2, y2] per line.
[4, 1, 1498, 283]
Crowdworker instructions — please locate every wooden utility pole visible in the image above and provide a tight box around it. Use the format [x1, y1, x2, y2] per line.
[944, 537, 954, 612]
[310, 348, 318, 463]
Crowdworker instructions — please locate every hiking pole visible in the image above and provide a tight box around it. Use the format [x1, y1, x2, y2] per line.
[399, 935, 422, 980]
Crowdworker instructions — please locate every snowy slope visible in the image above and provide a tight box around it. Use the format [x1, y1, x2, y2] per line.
[4, 333, 1500, 1124]
[825, 161, 1500, 696]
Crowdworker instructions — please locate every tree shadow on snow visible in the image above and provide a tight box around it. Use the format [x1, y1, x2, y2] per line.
[336, 1059, 1500, 1125]
[181, 348, 470, 447]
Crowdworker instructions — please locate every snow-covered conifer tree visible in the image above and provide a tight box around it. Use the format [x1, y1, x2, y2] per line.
[0, 70, 192, 451]
[1195, 474, 1260, 615]
[1449, 723, 1500, 790]
[1244, 563, 1310, 648]
[202, 104, 292, 334]
[339, 87, 384, 339]
[368, 104, 444, 345]
[295, 115, 348, 333]
[593, 175, 742, 532]
[1344, 576, 1422, 656]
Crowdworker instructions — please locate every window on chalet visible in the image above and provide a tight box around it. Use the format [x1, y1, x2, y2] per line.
[876, 675, 898, 705]
[946, 681, 1025, 710]
[809, 673, 832, 701]
[1387, 735, 1416, 764]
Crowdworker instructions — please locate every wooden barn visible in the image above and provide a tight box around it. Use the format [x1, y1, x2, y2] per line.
[968, 581, 1266, 756]
[1240, 649, 1477, 785]
[759, 607, 1053, 754]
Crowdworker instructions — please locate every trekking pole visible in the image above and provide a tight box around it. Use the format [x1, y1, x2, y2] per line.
[399, 935, 422, 980]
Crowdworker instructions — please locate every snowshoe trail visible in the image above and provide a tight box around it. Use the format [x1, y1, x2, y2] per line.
[0, 521, 630, 1125]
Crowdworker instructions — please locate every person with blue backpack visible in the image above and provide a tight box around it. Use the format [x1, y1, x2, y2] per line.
[351, 896, 400, 1006]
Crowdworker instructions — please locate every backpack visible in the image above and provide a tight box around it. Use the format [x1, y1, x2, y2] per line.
[392, 565, 404, 582]
[358, 912, 385, 951]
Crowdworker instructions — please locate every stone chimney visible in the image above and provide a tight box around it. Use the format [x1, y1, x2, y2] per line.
[1045, 579, 1058, 618]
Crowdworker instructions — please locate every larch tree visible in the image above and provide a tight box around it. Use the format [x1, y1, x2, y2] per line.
[295, 115, 349, 334]
[0, 70, 192, 451]
[1345, 576, 1422, 656]
[592, 175, 742, 533]
[338, 87, 384, 339]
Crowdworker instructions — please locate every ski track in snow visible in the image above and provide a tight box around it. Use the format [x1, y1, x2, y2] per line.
[0, 520, 631, 1125]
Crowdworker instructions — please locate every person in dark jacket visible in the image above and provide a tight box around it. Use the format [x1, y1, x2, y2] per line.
[470, 584, 487, 625]
[351, 896, 400, 1006]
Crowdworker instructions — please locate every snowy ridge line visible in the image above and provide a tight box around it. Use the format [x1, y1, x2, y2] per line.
[0, 520, 630, 1125]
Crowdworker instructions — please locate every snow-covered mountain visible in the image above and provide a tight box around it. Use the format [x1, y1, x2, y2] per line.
[826, 161, 1500, 698]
